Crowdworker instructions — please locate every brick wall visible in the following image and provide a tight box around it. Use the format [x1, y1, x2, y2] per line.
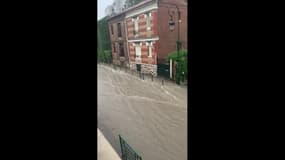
[108, 16, 126, 42]
[108, 14, 129, 67]
[124, 0, 187, 73]
[126, 10, 158, 40]
[156, 0, 188, 64]
[128, 41, 158, 64]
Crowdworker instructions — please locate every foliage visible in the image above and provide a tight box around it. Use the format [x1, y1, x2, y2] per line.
[166, 50, 188, 61]
[125, 0, 143, 8]
[98, 16, 112, 63]
[98, 17, 111, 51]
[104, 50, 112, 63]
[97, 49, 112, 63]
[166, 50, 188, 80]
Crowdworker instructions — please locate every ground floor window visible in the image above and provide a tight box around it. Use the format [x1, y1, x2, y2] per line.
[119, 43, 124, 57]
[135, 42, 141, 58]
[147, 41, 152, 57]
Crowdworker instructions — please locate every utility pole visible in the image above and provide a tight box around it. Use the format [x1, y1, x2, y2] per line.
[176, 9, 181, 85]
[164, 2, 182, 85]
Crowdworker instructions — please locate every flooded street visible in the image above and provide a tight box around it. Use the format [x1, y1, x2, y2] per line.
[98, 64, 187, 160]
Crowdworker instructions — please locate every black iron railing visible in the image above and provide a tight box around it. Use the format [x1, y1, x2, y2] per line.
[119, 135, 142, 160]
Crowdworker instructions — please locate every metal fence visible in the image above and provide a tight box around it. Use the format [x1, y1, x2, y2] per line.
[157, 64, 170, 79]
[119, 135, 142, 160]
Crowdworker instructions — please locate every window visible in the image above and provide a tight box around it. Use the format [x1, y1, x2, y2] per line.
[146, 12, 151, 30]
[135, 42, 141, 58]
[133, 17, 139, 36]
[111, 24, 114, 35]
[147, 41, 152, 57]
[117, 23, 122, 37]
[119, 43, 124, 57]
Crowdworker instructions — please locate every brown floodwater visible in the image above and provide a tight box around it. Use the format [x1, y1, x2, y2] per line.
[98, 64, 187, 160]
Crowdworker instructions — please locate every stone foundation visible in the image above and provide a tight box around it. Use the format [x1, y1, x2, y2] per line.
[112, 59, 120, 65]
[130, 62, 137, 71]
[130, 62, 157, 77]
[113, 59, 129, 68]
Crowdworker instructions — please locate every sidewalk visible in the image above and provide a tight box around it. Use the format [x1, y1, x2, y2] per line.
[98, 128, 121, 160]
[98, 63, 187, 89]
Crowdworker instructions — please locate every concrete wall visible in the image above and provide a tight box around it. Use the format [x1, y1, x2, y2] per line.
[98, 128, 121, 160]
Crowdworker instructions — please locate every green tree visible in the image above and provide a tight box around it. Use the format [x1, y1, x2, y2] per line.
[98, 17, 111, 51]
[125, 0, 143, 8]
[97, 16, 112, 63]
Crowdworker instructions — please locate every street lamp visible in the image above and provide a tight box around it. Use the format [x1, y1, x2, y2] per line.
[169, 17, 175, 32]
[166, 4, 182, 85]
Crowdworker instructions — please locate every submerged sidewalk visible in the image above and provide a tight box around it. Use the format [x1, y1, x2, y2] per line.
[98, 63, 187, 89]
[98, 128, 121, 160]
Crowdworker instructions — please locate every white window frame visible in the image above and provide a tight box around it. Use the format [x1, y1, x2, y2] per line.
[134, 17, 139, 36]
[146, 12, 151, 30]
[135, 42, 141, 58]
[147, 42, 152, 57]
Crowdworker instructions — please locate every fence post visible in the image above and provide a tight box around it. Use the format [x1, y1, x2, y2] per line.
[119, 135, 124, 159]
[142, 73, 144, 80]
[162, 79, 164, 85]
[152, 75, 153, 81]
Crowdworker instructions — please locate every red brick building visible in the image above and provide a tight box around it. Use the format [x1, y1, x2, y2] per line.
[107, 13, 129, 67]
[126, 0, 187, 76]
[108, 0, 187, 76]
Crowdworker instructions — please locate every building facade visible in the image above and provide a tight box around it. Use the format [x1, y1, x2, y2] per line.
[107, 0, 187, 76]
[126, 0, 187, 76]
[107, 13, 129, 67]
[125, 0, 159, 76]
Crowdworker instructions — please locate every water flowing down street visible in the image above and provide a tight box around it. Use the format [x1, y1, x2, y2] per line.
[98, 64, 187, 160]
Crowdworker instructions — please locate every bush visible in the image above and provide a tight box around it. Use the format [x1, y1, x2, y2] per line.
[166, 50, 187, 61]
[97, 49, 112, 63]
[104, 50, 112, 63]
[166, 50, 188, 80]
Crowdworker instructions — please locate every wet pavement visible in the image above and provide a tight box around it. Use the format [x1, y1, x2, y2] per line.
[98, 64, 187, 160]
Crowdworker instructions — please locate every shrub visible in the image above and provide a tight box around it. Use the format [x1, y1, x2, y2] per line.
[166, 50, 188, 80]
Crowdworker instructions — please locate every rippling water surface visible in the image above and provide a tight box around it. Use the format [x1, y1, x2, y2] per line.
[98, 65, 187, 160]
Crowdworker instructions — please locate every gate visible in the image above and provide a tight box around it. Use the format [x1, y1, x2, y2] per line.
[136, 64, 141, 72]
[157, 64, 170, 78]
[119, 135, 142, 160]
